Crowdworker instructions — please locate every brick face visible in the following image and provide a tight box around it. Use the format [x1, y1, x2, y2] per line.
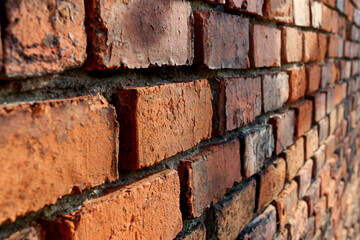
[194, 11, 250, 69]
[282, 27, 303, 63]
[85, 0, 192, 69]
[264, 0, 293, 23]
[262, 72, 289, 113]
[283, 137, 305, 181]
[0, 94, 119, 224]
[287, 66, 307, 103]
[293, 0, 311, 26]
[116, 80, 212, 169]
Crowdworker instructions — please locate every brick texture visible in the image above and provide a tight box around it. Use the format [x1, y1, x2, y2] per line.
[264, 0, 293, 23]
[282, 27, 303, 63]
[262, 72, 289, 113]
[287, 66, 307, 103]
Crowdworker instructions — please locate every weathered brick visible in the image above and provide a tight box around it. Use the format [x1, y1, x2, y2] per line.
[324, 88, 336, 114]
[301, 216, 315, 240]
[336, 0, 345, 11]
[340, 60, 352, 79]
[86, 0, 192, 69]
[281, 27, 303, 63]
[269, 110, 296, 155]
[274, 229, 288, 240]
[283, 138, 305, 181]
[262, 72, 289, 113]
[240, 125, 274, 178]
[306, 64, 321, 94]
[330, 61, 341, 84]
[41, 170, 182, 240]
[288, 201, 309, 240]
[321, 63, 331, 88]
[329, 109, 337, 135]
[311, 1, 323, 28]
[175, 222, 206, 240]
[312, 145, 326, 177]
[237, 205, 277, 240]
[325, 179, 336, 209]
[226, 0, 264, 16]
[264, 0, 293, 23]
[116, 80, 212, 169]
[321, 5, 337, 33]
[312, 93, 326, 122]
[2, 0, 86, 77]
[314, 197, 327, 230]
[291, 100, 313, 138]
[251, 25, 281, 68]
[287, 66, 307, 103]
[4, 227, 42, 240]
[304, 178, 321, 216]
[179, 139, 241, 218]
[319, 163, 331, 195]
[328, 34, 344, 58]
[210, 179, 256, 240]
[194, 11, 249, 69]
[318, 117, 329, 144]
[274, 181, 298, 231]
[293, 0, 310, 26]
[318, 33, 328, 60]
[218, 77, 261, 134]
[296, 160, 314, 199]
[257, 158, 286, 211]
[325, 135, 336, 160]
[305, 127, 319, 159]
[345, 0, 354, 21]
[303, 31, 319, 62]
[0, 94, 119, 224]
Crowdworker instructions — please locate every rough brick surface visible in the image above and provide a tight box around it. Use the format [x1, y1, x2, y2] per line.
[306, 64, 321, 94]
[296, 160, 314, 198]
[0, 94, 119, 224]
[291, 100, 313, 138]
[293, 0, 311, 26]
[312, 93, 327, 122]
[218, 77, 261, 134]
[269, 110, 296, 155]
[257, 158, 286, 211]
[226, 0, 264, 16]
[41, 170, 182, 240]
[194, 11, 249, 69]
[282, 27, 303, 63]
[2, 0, 87, 77]
[251, 25, 281, 67]
[85, 0, 192, 69]
[328, 34, 344, 58]
[179, 140, 241, 218]
[116, 80, 212, 169]
[318, 117, 329, 144]
[177, 222, 206, 240]
[287, 66, 307, 103]
[304, 178, 320, 216]
[240, 125, 274, 178]
[311, 1, 323, 28]
[283, 138, 305, 181]
[262, 72, 289, 113]
[305, 127, 319, 159]
[303, 31, 320, 62]
[312, 145, 326, 177]
[264, 0, 293, 23]
[287, 201, 309, 240]
[4, 227, 41, 240]
[210, 179, 256, 240]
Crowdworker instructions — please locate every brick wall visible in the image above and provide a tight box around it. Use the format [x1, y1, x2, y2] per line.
[0, 0, 360, 239]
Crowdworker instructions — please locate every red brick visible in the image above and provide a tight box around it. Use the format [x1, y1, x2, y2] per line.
[226, 0, 264, 16]
[334, 82, 347, 105]
[179, 139, 241, 218]
[329, 109, 337, 135]
[340, 60, 352, 79]
[86, 0, 192, 69]
[264, 0, 293, 23]
[283, 138, 305, 181]
[211, 179, 256, 240]
[311, 1, 323, 28]
[218, 77, 261, 134]
[324, 88, 336, 114]
[321, 63, 331, 88]
[116, 80, 212, 169]
[344, 41, 354, 58]
[287, 66, 307, 103]
[274, 181, 298, 231]
[296, 160, 314, 199]
[2, 0, 86, 77]
[312, 93, 326, 122]
[0, 95, 119, 224]
[281, 27, 303, 63]
[268, 110, 296, 155]
[257, 158, 286, 211]
[345, 0, 354, 21]
[318, 33, 328, 61]
[325, 135, 336, 160]
[321, 5, 338, 33]
[320, 0, 336, 8]
[330, 61, 341, 84]
[274, 229, 288, 240]
[318, 117, 329, 144]
[352, 60, 359, 76]
[303, 31, 326, 62]
[41, 170, 182, 240]
[336, 0, 345, 12]
[314, 197, 327, 230]
[319, 163, 331, 195]
[312, 145, 326, 177]
[4, 227, 42, 240]
[240, 125, 274, 178]
[262, 72, 289, 113]
[194, 11, 249, 69]
[251, 24, 281, 68]
[304, 178, 321, 216]
[238, 205, 277, 240]
[305, 127, 319, 159]
[293, 0, 311, 26]
[291, 100, 313, 138]
[325, 180, 336, 209]
[328, 35, 344, 58]
[288, 201, 309, 240]
[306, 64, 321, 94]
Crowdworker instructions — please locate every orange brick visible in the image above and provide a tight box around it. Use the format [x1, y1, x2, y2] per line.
[41, 170, 182, 240]
[293, 0, 310, 26]
[296, 160, 314, 199]
[306, 64, 321, 94]
[287, 66, 307, 103]
[287, 201, 309, 240]
[281, 27, 303, 63]
[305, 127, 319, 159]
[328, 34, 344, 58]
[0, 95, 119, 224]
[283, 138, 305, 181]
[264, 0, 293, 23]
[178, 139, 241, 218]
[304, 178, 321, 216]
[226, 0, 264, 16]
[291, 100, 313, 138]
[116, 80, 212, 169]
[3, 226, 42, 240]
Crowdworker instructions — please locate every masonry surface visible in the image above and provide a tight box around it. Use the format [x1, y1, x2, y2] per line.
[0, 0, 360, 239]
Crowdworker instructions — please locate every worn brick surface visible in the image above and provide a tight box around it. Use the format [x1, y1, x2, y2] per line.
[85, 0, 192, 69]
[293, 0, 311, 26]
[237, 205, 277, 240]
[325, 88, 336, 114]
[312, 93, 327, 122]
[314, 197, 327, 230]
[240, 125, 274, 178]
[176, 222, 206, 240]
[281, 27, 303, 63]
[211, 179, 256, 240]
[291, 100, 313, 138]
[179, 140, 241, 218]
[287, 66, 307, 103]
[306, 64, 321, 94]
[296, 160, 314, 199]
[226, 0, 264, 15]
[41, 170, 182, 240]
[116, 80, 212, 169]
[318, 117, 329, 144]
[311, 1, 323, 28]
[2, 0, 86, 77]
[287, 201, 309, 240]
[194, 11, 249, 69]
[303, 31, 320, 62]
[257, 158, 286, 211]
[328, 34, 344, 58]
[312, 145, 326, 177]
[269, 110, 296, 155]
[0, 94, 119, 224]
[264, 0, 293, 23]
[4, 227, 42, 240]
[251, 25, 281, 68]
[262, 72, 289, 113]
[274, 181, 298, 231]
[304, 178, 321, 216]
[218, 77, 261, 134]
[283, 138, 305, 181]
[325, 135, 336, 160]
[305, 127, 319, 159]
